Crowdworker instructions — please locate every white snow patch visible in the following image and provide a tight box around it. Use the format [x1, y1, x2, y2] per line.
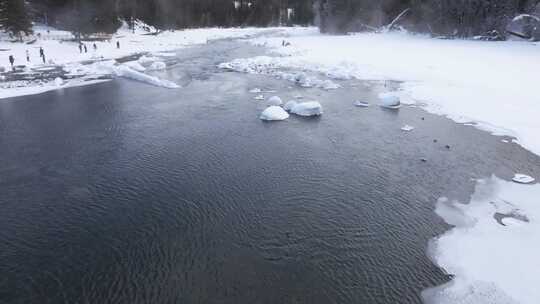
[401, 125, 415, 132]
[54, 77, 64, 86]
[290, 101, 323, 116]
[424, 176, 540, 304]
[260, 106, 289, 121]
[254, 95, 264, 100]
[512, 174, 535, 184]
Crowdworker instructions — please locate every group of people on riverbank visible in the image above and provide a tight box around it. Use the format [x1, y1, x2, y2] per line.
[5, 40, 121, 72]
[7, 47, 46, 70]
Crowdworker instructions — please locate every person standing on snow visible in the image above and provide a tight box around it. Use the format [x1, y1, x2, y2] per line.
[9, 55, 15, 70]
[116, 41, 120, 49]
[84, 44, 88, 53]
[26, 50, 30, 62]
[79, 44, 83, 53]
[39, 47, 46, 64]
[93, 43, 97, 51]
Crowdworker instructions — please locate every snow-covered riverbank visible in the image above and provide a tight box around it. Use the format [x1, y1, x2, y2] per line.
[236, 30, 540, 157]
[0, 23, 285, 99]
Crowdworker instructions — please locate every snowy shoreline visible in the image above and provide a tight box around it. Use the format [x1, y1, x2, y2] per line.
[234, 30, 540, 157]
[0, 24, 287, 100]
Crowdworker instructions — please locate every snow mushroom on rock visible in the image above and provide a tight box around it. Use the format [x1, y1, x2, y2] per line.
[260, 106, 290, 121]
[266, 96, 283, 106]
[283, 100, 298, 111]
[290, 101, 323, 117]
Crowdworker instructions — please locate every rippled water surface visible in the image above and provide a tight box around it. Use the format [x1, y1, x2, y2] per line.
[1, 40, 539, 304]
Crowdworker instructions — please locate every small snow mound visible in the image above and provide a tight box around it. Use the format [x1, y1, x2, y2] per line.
[401, 125, 415, 132]
[354, 100, 370, 107]
[291, 101, 323, 117]
[512, 174, 535, 184]
[379, 93, 401, 109]
[267, 96, 283, 106]
[254, 95, 264, 100]
[249, 88, 262, 93]
[260, 106, 289, 121]
[150, 61, 166, 70]
[54, 77, 64, 86]
[283, 100, 298, 112]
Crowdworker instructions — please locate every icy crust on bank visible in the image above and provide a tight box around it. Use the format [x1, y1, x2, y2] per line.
[424, 176, 540, 304]
[242, 31, 540, 156]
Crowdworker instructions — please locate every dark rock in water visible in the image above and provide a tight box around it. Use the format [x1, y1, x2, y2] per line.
[445, 145, 451, 150]
[433, 139, 438, 143]
[421, 158, 427, 162]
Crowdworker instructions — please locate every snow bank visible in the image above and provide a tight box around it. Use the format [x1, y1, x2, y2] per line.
[424, 176, 540, 304]
[260, 106, 289, 121]
[244, 30, 540, 156]
[290, 101, 323, 117]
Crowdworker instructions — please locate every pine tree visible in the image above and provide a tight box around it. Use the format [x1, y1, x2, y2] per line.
[0, 0, 33, 40]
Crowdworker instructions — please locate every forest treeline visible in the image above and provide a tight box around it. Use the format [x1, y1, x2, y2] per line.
[1, 0, 539, 39]
[316, 0, 540, 37]
[1, 0, 314, 37]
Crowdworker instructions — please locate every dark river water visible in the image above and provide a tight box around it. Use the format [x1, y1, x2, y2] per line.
[1, 40, 539, 304]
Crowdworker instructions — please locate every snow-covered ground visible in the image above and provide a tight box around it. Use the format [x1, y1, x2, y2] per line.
[0, 23, 283, 99]
[425, 177, 540, 304]
[236, 29, 540, 157]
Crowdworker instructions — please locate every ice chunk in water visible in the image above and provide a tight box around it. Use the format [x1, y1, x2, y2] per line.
[512, 174, 535, 184]
[260, 106, 289, 121]
[291, 101, 323, 117]
[379, 93, 401, 109]
[354, 100, 370, 107]
[401, 125, 415, 132]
